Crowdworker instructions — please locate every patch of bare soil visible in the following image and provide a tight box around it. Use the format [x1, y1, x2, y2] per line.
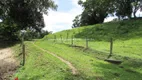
[0, 48, 18, 80]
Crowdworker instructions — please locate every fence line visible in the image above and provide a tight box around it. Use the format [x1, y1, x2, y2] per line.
[46, 35, 142, 59]
[47, 36, 114, 59]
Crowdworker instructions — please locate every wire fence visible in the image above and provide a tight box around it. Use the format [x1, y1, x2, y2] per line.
[45, 35, 142, 60]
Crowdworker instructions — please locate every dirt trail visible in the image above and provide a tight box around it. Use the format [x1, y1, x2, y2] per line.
[33, 43, 78, 75]
[0, 48, 18, 80]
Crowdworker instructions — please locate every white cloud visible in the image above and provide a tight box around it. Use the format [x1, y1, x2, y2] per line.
[104, 16, 118, 22]
[104, 10, 142, 22]
[53, 0, 59, 5]
[135, 9, 142, 17]
[43, 0, 83, 32]
[43, 11, 74, 32]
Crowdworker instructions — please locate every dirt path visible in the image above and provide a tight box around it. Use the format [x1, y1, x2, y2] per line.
[33, 43, 78, 75]
[0, 48, 18, 80]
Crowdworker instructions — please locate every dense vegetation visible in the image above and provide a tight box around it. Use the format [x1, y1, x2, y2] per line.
[0, 0, 57, 41]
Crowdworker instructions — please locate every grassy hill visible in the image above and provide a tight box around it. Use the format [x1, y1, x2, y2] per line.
[46, 19, 142, 41]
[44, 19, 142, 59]
[13, 19, 142, 80]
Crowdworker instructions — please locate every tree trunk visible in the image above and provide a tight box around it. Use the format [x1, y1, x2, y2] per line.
[133, 7, 138, 19]
[133, 11, 137, 18]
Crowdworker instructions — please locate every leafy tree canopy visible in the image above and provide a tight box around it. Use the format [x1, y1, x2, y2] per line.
[77, 0, 115, 26]
[0, 0, 57, 40]
[72, 0, 142, 27]
[72, 15, 81, 28]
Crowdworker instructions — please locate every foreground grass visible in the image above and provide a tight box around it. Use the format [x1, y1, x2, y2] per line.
[35, 40, 142, 80]
[13, 42, 85, 80]
[11, 40, 142, 80]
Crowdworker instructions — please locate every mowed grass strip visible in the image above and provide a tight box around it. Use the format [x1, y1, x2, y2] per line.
[32, 42, 78, 75]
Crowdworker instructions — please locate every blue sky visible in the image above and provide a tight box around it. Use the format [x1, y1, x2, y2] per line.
[57, 0, 74, 12]
[43, 0, 142, 32]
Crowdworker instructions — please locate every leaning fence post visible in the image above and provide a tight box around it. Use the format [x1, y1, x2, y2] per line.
[108, 38, 113, 58]
[86, 37, 88, 49]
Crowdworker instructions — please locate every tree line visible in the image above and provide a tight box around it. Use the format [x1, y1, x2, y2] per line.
[72, 0, 142, 28]
[0, 0, 57, 41]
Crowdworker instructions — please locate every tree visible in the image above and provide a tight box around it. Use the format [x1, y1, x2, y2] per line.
[77, 0, 115, 26]
[23, 28, 49, 40]
[0, 19, 19, 41]
[115, 0, 132, 19]
[131, 0, 141, 18]
[114, 0, 142, 19]
[74, 0, 142, 27]
[72, 15, 81, 28]
[141, 0, 142, 11]
[0, 0, 57, 40]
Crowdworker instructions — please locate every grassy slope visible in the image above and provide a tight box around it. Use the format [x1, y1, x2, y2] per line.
[13, 20, 142, 80]
[41, 19, 142, 79]
[45, 20, 142, 59]
[46, 19, 142, 40]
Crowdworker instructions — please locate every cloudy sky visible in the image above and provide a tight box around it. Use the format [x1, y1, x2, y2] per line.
[43, 0, 84, 32]
[43, 0, 142, 32]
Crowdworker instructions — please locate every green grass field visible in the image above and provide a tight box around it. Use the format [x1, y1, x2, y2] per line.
[13, 42, 75, 80]
[13, 19, 142, 80]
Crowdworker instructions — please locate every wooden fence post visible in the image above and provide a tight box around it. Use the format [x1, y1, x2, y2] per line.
[86, 37, 88, 49]
[108, 38, 113, 58]
[22, 44, 25, 66]
[21, 31, 26, 66]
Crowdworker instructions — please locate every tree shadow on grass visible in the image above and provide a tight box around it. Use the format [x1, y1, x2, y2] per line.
[64, 73, 100, 80]
[92, 61, 142, 80]
[60, 42, 142, 80]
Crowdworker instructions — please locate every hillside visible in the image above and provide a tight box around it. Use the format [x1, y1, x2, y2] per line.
[46, 19, 142, 41]
[44, 19, 142, 59]
[44, 20, 142, 59]
[13, 20, 142, 80]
